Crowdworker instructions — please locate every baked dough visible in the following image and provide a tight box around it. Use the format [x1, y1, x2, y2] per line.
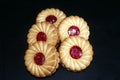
[59, 16, 90, 42]
[24, 42, 60, 77]
[59, 36, 93, 71]
[27, 22, 58, 46]
[36, 8, 66, 28]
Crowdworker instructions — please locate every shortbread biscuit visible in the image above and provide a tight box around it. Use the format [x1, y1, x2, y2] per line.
[27, 22, 58, 46]
[36, 8, 66, 28]
[59, 36, 93, 71]
[24, 42, 59, 77]
[59, 16, 90, 41]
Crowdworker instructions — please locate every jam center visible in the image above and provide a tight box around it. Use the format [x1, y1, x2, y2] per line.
[70, 46, 82, 59]
[46, 15, 57, 24]
[36, 32, 47, 41]
[34, 52, 45, 65]
[68, 26, 80, 36]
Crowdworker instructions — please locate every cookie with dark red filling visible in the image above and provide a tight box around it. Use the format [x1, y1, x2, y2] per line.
[24, 42, 60, 77]
[59, 36, 93, 71]
[58, 16, 90, 42]
[36, 8, 66, 28]
[27, 22, 58, 46]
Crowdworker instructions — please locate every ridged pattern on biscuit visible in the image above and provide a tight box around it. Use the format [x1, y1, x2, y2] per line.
[27, 22, 58, 46]
[59, 36, 93, 71]
[24, 42, 59, 77]
[36, 8, 66, 27]
[59, 16, 90, 41]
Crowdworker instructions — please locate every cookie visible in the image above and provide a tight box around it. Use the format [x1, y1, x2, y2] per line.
[59, 36, 93, 71]
[24, 42, 60, 77]
[59, 16, 90, 42]
[36, 8, 66, 28]
[27, 22, 58, 46]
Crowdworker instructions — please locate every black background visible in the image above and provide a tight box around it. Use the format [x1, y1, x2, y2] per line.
[1, 0, 120, 80]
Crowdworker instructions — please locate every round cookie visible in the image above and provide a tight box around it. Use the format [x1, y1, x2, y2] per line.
[36, 8, 66, 28]
[59, 36, 93, 71]
[24, 42, 60, 77]
[59, 16, 90, 42]
[27, 22, 58, 46]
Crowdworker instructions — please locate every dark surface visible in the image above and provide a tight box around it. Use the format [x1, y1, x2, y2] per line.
[1, 0, 120, 80]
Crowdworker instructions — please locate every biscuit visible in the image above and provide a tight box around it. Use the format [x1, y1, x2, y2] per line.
[59, 36, 93, 71]
[36, 8, 66, 28]
[27, 22, 58, 46]
[24, 42, 59, 77]
[59, 16, 90, 42]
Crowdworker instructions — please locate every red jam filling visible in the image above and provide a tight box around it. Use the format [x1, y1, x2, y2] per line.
[34, 52, 45, 65]
[70, 46, 82, 59]
[68, 26, 80, 36]
[36, 32, 47, 41]
[46, 15, 57, 23]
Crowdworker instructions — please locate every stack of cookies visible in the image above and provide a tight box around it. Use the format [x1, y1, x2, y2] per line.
[24, 8, 93, 77]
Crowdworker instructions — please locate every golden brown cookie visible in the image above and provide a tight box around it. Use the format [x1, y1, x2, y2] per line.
[36, 8, 66, 28]
[24, 42, 60, 77]
[58, 16, 90, 42]
[27, 22, 58, 46]
[59, 36, 93, 72]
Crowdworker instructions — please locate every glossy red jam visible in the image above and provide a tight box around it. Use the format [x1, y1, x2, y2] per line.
[36, 32, 47, 41]
[34, 52, 45, 65]
[46, 15, 57, 23]
[70, 46, 82, 59]
[68, 26, 80, 36]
